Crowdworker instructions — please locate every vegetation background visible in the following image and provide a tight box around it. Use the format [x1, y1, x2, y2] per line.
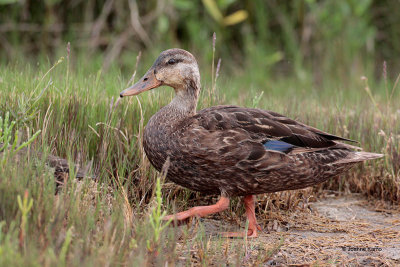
[1, 0, 400, 78]
[0, 0, 399, 265]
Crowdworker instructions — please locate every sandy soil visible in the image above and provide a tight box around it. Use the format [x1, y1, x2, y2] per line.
[174, 194, 400, 266]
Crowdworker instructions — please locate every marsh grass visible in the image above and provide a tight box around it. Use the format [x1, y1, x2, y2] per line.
[0, 47, 399, 265]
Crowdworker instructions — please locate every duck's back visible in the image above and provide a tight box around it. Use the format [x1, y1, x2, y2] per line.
[143, 105, 381, 196]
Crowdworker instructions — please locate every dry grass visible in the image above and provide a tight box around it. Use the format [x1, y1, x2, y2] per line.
[169, 195, 400, 266]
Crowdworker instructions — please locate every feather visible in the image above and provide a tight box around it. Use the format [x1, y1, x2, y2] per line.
[263, 140, 295, 153]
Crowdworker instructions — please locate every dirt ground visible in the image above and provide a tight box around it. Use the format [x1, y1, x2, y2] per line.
[174, 194, 400, 266]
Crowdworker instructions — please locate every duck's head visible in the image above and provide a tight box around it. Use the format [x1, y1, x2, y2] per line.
[120, 48, 201, 98]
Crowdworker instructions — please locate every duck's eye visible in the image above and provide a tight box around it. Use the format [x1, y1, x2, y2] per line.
[167, 58, 176, 65]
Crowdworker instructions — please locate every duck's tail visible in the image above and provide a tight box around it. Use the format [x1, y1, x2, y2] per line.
[333, 151, 384, 165]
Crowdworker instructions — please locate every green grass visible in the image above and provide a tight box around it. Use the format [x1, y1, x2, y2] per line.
[0, 50, 399, 266]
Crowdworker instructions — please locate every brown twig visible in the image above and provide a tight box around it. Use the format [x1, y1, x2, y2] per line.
[102, 28, 134, 72]
[128, 0, 152, 47]
[90, 0, 115, 50]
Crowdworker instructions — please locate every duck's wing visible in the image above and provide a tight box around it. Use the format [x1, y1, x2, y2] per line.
[190, 105, 356, 151]
[170, 105, 360, 180]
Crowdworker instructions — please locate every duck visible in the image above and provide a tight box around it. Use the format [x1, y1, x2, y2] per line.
[120, 48, 383, 237]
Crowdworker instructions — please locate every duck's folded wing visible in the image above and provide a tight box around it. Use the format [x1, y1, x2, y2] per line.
[172, 105, 358, 172]
[193, 105, 356, 150]
[176, 120, 290, 172]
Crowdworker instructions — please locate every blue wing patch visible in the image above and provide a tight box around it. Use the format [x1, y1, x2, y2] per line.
[263, 140, 295, 153]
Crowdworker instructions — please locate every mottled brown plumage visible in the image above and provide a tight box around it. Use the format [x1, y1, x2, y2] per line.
[1, 142, 93, 190]
[120, 48, 383, 237]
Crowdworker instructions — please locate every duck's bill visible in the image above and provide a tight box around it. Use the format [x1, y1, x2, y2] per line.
[120, 68, 161, 97]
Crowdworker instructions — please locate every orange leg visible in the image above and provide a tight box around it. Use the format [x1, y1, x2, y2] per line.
[222, 195, 262, 238]
[163, 196, 230, 224]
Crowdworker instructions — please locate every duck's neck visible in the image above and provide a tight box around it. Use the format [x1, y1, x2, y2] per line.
[167, 79, 200, 117]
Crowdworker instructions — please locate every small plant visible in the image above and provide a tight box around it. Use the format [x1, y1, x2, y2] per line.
[17, 190, 33, 250]
[59, 227, 73, 267]
[146, 176, 171, 252]
[251, 91, 264, 108]
[0, 111, 41, 164]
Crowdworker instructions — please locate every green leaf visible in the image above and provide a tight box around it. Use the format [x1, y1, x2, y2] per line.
[157, 15, 169, 35]
[15, 130, 41, 152]
[223, 10, 248, 26]
[202, 0, 223, 23]
[264, 51, 284, 66]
